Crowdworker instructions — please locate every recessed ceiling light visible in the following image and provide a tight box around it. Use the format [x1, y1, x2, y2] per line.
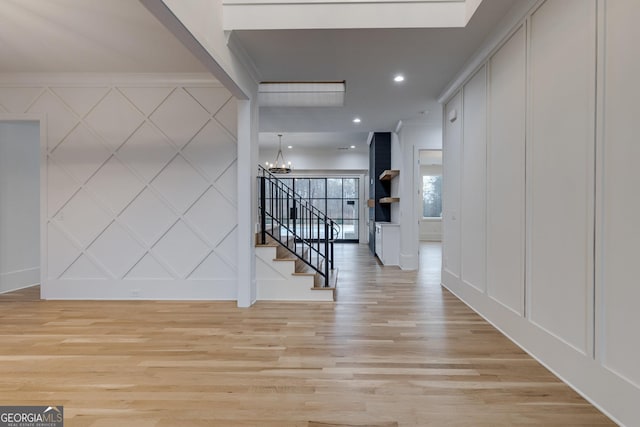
[350, 145, 356, 149]
[353, 117, 361, 124]
[287, 145, 293, 149]
[394, 74, 405, 83]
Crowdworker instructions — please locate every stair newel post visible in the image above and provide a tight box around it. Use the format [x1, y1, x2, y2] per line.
[330, 220, 334, 270]
[317, 212, 320, 268]
[324, 221, 330, 287]
[292, 198, 297, 247]
[286, 190, 290, 250]
[260, 176, 266, 245]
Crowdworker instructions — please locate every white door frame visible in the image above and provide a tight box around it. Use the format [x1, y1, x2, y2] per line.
[0, 113, 47, 298]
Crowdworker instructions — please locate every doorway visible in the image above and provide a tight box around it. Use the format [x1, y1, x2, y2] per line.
[418, 149, 442, 242]
[0, 120, 41, 296]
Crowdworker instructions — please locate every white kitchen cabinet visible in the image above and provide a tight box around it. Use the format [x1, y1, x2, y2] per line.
[374, 222, 400, 266]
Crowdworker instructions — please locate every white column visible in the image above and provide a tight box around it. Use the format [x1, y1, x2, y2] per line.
[236, 98, 258, 307]
[398, 132, 419, 270]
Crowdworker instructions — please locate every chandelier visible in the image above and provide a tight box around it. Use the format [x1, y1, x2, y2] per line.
[267, 134, 292, 174]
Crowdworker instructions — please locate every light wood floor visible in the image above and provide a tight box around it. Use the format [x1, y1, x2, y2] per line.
[0, 243, 614, 426]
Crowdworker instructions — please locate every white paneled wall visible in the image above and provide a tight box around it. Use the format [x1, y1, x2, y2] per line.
[486, 25, 526, 315]
[528, 0, 596, 355]
[601, 0, 640, 391]
[0, 75, 238, 300]
[460, 66, 486, 293]
[442, 92, 461, 278]
[441, 0, 640, 425]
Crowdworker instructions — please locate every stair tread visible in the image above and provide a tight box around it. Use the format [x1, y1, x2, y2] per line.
[314, 268, 339, 289]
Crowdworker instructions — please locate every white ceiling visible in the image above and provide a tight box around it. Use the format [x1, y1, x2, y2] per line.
[259, 131, 370, 150]
[0, 0, 206, 73]
[0, 0, 517, 152]
[235, 0, 517, 134]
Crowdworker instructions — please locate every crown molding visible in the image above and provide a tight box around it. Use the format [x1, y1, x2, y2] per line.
[0, 73, 222, 87]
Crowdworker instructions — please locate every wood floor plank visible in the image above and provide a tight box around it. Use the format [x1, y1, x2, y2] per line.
[0, 243, 614, 426]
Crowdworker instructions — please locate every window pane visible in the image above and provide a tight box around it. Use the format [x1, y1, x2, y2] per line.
[422, 175, 443, 218]
[294, 178, 310, 198]
[343, 178, 358, 198]
[327, 178, 342, 198]
[309, 179, 326, 198]
[327, 199, 342, 219]
[342, 219, 358, 240]
[311, 199, 326, 215]
[343, 199, 358, 219]
[280, 178, 293, 190]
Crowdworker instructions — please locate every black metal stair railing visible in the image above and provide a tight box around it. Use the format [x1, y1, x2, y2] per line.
[258, 166, 336, 287]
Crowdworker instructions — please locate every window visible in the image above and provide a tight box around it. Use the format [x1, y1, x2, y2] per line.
[422, 175, 442, 218]
[292, 177, 360, 242]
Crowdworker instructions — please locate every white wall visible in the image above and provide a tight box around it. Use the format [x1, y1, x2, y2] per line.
[443, 92, 462, 279]
[600, 0, 640, 404]
[0, 74, 238, 300]
[0, 121, 40, 293]
[397, 109, 444, 267]
[487, 23, 526, 316]
[259, 147, 368, 171]
[440, 1, 640, 425]
[460, 66, 486, 293]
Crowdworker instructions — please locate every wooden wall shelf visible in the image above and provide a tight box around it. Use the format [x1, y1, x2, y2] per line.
[379, 169, 400, 181]
[379, 197, 400, 204]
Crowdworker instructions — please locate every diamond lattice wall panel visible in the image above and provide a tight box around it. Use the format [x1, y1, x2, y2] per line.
[185, 87, 232, 115]
[118, 122, 175, 181]
[47, 160, 78, 217]
[183, 120, 236, 181]
[47, 223, 81, 279]
[87, 222, 146, 279]
[150, 89, 210, 148]
[215, 228, 238, 271]
[51, 87, 109, 117]
[85, 90, 145, 150]
[190, 252, 236, 280]
[216, 161, 238, 205]
[126, 254, 173, 280]
[185, 187, 236, 247]
[119, 188, 177, 247]
[153, 220, 210, 278]
[27, 90, 79, 149]
[0, 77, 238, 299]
[52, 124, 111, 183]
[53, 189, 113, 247]
[0, 87, 43, 113]
[85, 156, 145, 214]
[215, 98, 238, 138]
[151, 154, 209, 213]
[119, 87, 173, 116]
[61, 254, 108, 280]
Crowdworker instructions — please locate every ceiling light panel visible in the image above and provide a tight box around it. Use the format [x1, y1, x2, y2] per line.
[258, 82, 345, 107]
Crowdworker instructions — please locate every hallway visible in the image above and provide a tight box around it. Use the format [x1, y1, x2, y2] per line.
[0, 243, 613, 426]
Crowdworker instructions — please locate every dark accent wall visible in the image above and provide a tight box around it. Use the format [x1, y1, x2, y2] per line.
[368, 132, 391, 254]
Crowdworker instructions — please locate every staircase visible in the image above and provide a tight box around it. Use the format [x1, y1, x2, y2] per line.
[256, 166, 338, 301]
